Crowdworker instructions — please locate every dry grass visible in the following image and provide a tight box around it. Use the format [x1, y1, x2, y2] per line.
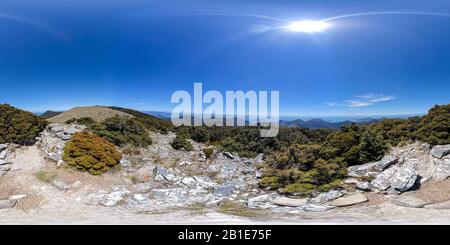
[48, 106, 133, 123]
[218, 201, 264, 218]
[416, 179, 450, 203]
[0, 177, 43, 211]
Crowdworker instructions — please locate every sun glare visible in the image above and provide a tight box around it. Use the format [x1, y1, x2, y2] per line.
[286, 20, 330, 33]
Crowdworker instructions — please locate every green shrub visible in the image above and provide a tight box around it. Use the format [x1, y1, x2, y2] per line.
[63, 132, 122, 175]
[171, 134, 193, 151]
[93, 116, 152, 147]
[415, 104, 450, 145]
[0, 104, 47, 145]
[108, 106, 174, 133]
[191, 127, 209, 143]
[203, 148, 215, 159]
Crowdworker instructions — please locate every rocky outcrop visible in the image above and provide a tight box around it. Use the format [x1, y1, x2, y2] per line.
[346, 142, 450, 195]
[431, 145, 450, 159]
[392, 192, 431, 208]
[37, 123, 86, 163]
[0, 144, 12, 176]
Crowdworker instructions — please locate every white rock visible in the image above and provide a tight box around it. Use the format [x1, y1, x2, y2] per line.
[431, 145, 450, 159]
[329, 193, 368, 207]
[271, 197, 308, 207]
[9, 195, 27, 200]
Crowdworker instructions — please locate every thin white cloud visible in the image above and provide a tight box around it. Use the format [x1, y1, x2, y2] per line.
[325, 93, 396, 108]
[345, 94, 395, 108]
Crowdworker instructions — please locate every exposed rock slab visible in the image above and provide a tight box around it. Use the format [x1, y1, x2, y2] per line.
[424, 200, 450, 209]
[431, 145, 450, 159]
[309, 190, 343, 204]
[329, 193, 368, 207]
[390, 162, 418, 192]
[374, 156, 399, 171]
[392, 193, 430, 208]
[271, 197, 308, 207]
[0, 199, 17, 209]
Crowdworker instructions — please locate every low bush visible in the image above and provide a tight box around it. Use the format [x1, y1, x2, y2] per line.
[0, 104, 47, 145]
[171, 134, 193, 151]
[63, 132, 122, 175]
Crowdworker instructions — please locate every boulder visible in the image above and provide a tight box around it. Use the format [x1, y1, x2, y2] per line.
[434, 158, 450, 181]
[392, 193, 430, 208]
[0, 199, 17, 209]
[271, 197, 308, 207]
[356, 182, 372, 191]
[431, 145, 450, 159]
[390, 162, 417, 192]
[374, 156, 399, 171]
[0, 144, 7, 152]
[347, 162, 377, 177]
[371, 166, 399, 191]
[309, 190, 343, 204]
[329, 193, 368, 207]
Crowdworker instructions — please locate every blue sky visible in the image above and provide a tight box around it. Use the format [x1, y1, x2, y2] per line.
[1, 0, 450, 116]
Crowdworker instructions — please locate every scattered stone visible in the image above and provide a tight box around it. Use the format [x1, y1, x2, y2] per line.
[153, 166, 178, 182]
[194, 176, 217, 188]
[0, 144, 7, 152]
[392, 193, 430, 208]
[52, 180, 70, 191]
[329, 193, 368, 207]
[431, 145, 450, 159]
[100, 190, 130, 207]
[356, 182, 372, 191]
[309, 190, 343, 204]
[132, 194, 149, 204]
[181, 177, 197, 187]
[213, 185, 235, 197]
[120, 159, 132, 168]
[136, 183, 153, 193]
[0, 199, 17, 209]
[374, 156, 399, 171]
[344, 178, 359, 184]
[271, 197, 308, 207]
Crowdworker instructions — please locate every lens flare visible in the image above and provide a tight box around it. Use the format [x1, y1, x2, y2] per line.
[286, 20, 330, 33]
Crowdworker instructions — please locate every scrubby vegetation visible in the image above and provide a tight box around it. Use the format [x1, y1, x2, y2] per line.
[66, 116, 152, 147]
[63, 132, 122, 175]
[0, 104, 47, 145]
[171, 133, 194, 151]
[109, 106, 174, 133]
[174, 104, 449, 196]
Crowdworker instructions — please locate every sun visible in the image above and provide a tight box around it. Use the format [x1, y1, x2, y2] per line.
[285, 20, 330, 33]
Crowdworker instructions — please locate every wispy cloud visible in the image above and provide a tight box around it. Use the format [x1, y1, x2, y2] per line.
[325, 93, 396, 108]
[345, 94, 395, 108]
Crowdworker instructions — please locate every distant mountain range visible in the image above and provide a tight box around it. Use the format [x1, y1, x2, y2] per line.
[37, 109, 419, 130]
